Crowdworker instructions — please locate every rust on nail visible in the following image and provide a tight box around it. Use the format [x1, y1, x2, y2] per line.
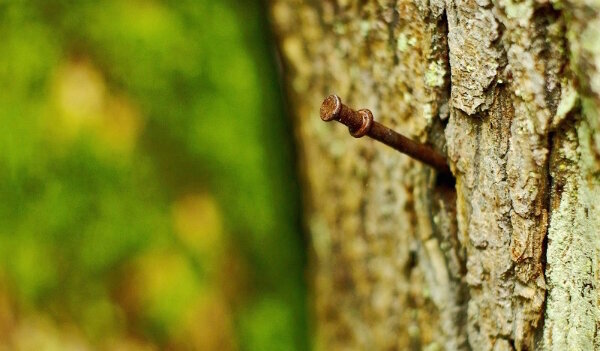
[320, 94, 451, 175]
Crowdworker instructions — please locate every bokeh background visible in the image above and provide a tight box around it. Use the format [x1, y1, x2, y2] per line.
[0, 1, 307, 350]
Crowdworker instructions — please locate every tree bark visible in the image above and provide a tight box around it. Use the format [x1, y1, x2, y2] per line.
[269, 1, 600, 350]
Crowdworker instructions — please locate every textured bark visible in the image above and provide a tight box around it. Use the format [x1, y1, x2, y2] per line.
[270, 1, 600, 350]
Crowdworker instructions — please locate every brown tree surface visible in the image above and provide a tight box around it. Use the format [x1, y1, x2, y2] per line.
[270, 1, 600, 350]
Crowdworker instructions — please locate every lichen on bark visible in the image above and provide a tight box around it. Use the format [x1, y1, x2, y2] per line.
[270, 0, 600, 349]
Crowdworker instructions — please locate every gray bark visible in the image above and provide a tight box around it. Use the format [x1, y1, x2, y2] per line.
[270, 1, 600, 349]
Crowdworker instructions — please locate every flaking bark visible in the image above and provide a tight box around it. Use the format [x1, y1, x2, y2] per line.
[270, 1, 600, 349]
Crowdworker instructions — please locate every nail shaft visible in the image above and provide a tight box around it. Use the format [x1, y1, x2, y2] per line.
[320, 95, 451, 175]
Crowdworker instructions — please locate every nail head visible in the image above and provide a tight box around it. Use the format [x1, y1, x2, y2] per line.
[320, 94, 342, 121]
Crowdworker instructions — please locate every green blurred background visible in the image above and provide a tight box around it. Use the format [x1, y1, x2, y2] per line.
[0, 1, 307, 350]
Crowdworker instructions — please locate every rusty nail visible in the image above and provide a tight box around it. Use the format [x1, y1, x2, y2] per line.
[320, 94, 451, 175]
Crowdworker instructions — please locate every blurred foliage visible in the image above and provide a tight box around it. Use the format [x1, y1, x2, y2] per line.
[0, 1, 307, 350]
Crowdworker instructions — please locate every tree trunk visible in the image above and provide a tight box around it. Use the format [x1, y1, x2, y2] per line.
[269, 1, 600, 350]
